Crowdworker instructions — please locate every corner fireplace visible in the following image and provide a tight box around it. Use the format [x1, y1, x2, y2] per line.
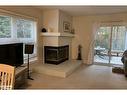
[44, 45, 69, 65]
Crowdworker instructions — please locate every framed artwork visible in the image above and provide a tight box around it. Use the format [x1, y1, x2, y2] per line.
[63, 21, 71, 32]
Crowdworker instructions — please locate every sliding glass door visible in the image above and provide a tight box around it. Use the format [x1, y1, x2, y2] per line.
[94, 26, 111, 65]
[94, 25, 126, 66]
[110, 26, 126, 65]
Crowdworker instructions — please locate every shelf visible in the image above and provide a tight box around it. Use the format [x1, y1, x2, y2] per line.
[41, 32, 75, 37]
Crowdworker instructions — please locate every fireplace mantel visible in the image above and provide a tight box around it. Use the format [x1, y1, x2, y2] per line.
[41, 32, 75, 37]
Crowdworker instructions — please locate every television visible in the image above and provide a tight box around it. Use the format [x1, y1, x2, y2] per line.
[0, 43, 24, 67]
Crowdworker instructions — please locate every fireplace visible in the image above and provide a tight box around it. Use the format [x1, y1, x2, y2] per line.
[44, 45, 69, 65]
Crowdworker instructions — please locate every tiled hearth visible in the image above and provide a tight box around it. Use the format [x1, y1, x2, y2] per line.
[33, 60, 81, 78]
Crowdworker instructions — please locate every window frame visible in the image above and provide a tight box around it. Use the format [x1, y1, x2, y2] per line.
[0, 15, 37, 60]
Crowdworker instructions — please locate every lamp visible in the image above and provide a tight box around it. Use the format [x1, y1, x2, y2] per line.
[25, 44, 34, 80]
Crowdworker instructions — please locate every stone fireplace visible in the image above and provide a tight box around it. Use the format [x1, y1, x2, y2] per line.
[44, 45, 69, 65]
[41, 32, 74, 65]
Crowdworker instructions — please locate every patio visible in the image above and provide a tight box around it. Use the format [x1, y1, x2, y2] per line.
[94, 55, 123, 65]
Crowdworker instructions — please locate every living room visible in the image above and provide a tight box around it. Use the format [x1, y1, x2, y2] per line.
[1, 5, 127, 91]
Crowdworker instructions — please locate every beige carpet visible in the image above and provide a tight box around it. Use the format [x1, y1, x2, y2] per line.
[24, 64, 127, 89]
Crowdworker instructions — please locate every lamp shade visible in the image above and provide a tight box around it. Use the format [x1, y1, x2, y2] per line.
[25, 44, 34, 54]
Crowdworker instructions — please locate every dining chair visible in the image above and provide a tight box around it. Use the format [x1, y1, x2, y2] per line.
[0, 64, 15, 90]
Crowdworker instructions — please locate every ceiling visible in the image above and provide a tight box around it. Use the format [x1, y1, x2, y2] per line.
[36, 6, 127, 16]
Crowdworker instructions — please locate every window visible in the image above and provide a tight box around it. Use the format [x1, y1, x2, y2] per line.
[112, 26, 126, 51]
[0, 16, 11, 38]
[0, 15, 37, 60]
[95, 26, 111, 49]
[15, 18, 37, 60]
[95, 25, 127, 51]
[16, 19, 32, 38]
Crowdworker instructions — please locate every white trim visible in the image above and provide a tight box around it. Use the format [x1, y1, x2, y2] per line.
[41, 32, 75, 37]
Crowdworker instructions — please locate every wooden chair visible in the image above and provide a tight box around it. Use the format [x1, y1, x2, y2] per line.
[0, 64, 15, 90]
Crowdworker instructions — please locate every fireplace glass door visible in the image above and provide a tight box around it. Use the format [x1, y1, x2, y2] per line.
[44, 45, 69, 65]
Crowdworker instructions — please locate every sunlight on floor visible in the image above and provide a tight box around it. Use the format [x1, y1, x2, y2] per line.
[94, 55, 123, 65]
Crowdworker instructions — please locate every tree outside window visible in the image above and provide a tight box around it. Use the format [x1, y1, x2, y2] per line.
[0, 16, 11, 38]
[95, 26, 126, 51]
[16, 19, 32, 38]
[95, 27, 110, 50]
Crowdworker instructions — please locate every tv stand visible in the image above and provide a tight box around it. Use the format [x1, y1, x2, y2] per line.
[15, 65, 28, 89]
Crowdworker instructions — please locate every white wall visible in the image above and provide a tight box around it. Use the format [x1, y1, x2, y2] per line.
[42, 9, 72, 33]
[59, 10, 72, 33]
[42, 9, 59, 33]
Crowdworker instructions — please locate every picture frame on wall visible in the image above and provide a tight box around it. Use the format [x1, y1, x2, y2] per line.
[63, 21, 71, 33]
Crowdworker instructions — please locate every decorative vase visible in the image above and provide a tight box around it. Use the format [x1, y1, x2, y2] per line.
[77, 45, 82, 60]
[41, 28, 47, 32]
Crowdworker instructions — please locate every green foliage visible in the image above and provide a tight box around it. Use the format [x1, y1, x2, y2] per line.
[16, 19, 32, 38]
[95, 27, 110, 49]
[0, 16, 11, 38]
[95, 26, 126, 51]
[0, 16, 33, 38]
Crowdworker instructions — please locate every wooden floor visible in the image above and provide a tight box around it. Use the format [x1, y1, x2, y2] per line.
[23, 64, 127, 89]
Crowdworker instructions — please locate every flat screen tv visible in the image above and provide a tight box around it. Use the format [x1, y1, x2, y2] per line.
[0, 43, 24, 67]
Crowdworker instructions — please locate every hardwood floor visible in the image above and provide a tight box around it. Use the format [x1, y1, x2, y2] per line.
[24, 64, 127, 89]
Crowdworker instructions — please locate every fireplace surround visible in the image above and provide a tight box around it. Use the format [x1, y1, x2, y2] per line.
[44, 45, 69, 65]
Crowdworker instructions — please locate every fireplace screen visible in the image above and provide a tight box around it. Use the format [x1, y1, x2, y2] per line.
[44, 45, 69, 65]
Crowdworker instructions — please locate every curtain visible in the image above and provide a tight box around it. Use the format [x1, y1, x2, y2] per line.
[87, 23, 100, 64]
